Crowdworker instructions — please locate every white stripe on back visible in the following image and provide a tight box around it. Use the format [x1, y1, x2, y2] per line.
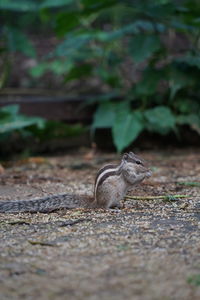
[94, 160, 124, 198]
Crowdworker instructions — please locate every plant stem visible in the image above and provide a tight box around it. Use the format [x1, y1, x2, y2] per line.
[177, 181, 200, 187]
[125, 194, 190, 201]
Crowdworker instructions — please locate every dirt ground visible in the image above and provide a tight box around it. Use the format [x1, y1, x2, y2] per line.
[0, 149, 200, 300]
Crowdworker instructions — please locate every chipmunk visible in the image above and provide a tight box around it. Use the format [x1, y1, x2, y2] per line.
[0, 152, 151, 213]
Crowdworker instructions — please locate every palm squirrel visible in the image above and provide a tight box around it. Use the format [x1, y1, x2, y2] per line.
[0, 152, 151, 213]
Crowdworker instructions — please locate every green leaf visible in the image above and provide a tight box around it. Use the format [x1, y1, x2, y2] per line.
[0, 0, 38, 11]
[53, 21, 164, 59]
[92, 102, 116, 129]
[0, 0, 73, 12]
[144, 2, 175, 19]
[49, 60, 73, 75]
[172, 98, 200, 114]
[6, 27, 36, 57]
[177, 113, 200, 125]
[134, 68, 162, 96]
[96, 67, 120, 87]
[30, 63, 49, 78]
[0, 116, 45, 134]
[92, 101, 144, 151]
[30, 60, 73, 77]
[66, 64, 93, 81]
[0, 105, 45, 134]
[144, 106, 176, 134]
[54, 34, 92, 57]
[175, 55, 200, 69]
[176, 113, 200, 133]
[129, 34, 161, 63]
[55, 12, 81, 37]
[170, 20, 196, 32]
[96, 21, 165, 42]
[112, 109, 144, 152]
[40, 0, 73, 9]
[0, 105, 19, 115]
[168, 66, 193, 100]
[82, 0, 116, 14]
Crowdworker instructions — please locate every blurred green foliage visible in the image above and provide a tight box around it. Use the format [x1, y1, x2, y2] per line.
[0, 105, 45, 138]
[1, 0, 200, 151]
[187, 274, 200, 286]
[0, 105, 84, 143]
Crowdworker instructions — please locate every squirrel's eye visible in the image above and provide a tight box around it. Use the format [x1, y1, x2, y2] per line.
[135, 160, 141, 165]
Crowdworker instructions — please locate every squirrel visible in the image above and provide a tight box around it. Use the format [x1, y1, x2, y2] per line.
[0, 152, 151, 213]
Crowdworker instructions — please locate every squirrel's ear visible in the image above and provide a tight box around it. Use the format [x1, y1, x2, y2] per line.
[122, 153, 128, 161]
[129, 151, 135, 157]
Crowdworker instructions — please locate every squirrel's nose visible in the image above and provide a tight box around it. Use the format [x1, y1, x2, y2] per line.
[146, 170, 152, 178]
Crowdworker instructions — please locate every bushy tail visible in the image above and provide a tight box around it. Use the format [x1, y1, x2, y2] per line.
[0, 193, 90, 213]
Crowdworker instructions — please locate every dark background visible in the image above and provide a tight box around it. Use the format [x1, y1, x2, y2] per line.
[1, 0, 200, 154]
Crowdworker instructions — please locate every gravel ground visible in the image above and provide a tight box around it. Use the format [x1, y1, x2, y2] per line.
[0, 149, 200, 300]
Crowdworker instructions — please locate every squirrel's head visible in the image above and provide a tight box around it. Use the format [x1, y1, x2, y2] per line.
[122, 152, 152, 178]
